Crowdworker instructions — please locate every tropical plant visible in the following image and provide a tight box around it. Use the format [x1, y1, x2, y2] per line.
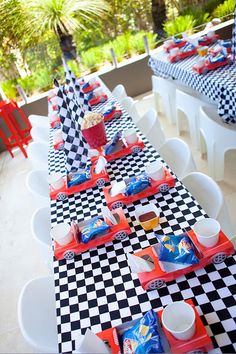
[2, 0, 109, 61]
[163, 14, 196, 37]
[213, 0, 235, 18]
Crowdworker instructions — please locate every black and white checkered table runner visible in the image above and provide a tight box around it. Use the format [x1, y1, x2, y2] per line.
[149, 47, 236, 124]
[49, 80, 236, 354]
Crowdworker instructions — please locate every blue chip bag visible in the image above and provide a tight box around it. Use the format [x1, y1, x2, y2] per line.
[125, 174, 151, 196]
[87, 92, 94, 101]
[68, 167, 91, 187]
[156, 233, 199, 265]
[80, 217, 110, 243]
[104, 131, 122, 155]
[122, 309, 163, 354]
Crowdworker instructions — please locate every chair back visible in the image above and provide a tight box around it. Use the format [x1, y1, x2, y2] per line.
[31, 126, 49, 144]
[112, 84, 127, 101]
[121, 96, 140, 123]
[159, 138, 197, 179]
[182, 172, 234, 238]
[26, 170, 49, 207]
[18, 276, 58, 353]
[28, 115, 49, 128]
[137, 108, 166, 149]
[27, 142, 48, 170]
[31, 207, 53, 272]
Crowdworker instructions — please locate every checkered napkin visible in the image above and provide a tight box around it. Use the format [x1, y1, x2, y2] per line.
[63, 61, 92, 113]
[232, 6, 236, 61]
[56, 84, 89, 172]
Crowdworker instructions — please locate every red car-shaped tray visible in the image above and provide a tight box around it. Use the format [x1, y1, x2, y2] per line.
[103, 168, 175, 209]
[134, 229, 234, 291]
[54, 207, 131, 260]
[91, 138, 145, 163]
[50, 116, 61, 129]
[82, 82, 101, 94]
[53, 140, 64, 151]
[163, 39, 187, 52]
[103, 107, 122, 122]
[198, 33, 219, 46]
[168, 46, 197, 63]
[50, 165, 109, 201]
[89, 94, 108, 106]
[192, 55, 231, 74]
[94, 299, 213, 354]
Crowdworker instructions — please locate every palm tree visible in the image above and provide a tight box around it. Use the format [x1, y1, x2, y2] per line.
[151, 0, 166, 37]
[21, 0, 108, 61]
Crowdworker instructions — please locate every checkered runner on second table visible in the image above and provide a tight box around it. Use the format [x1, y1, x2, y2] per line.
[49, 79, 236, 354]
[149, 47, 236, 124]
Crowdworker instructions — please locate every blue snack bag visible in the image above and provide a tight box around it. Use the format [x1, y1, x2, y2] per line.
[125, 174, 151, 196]
[104, 131, 122, 155]
[122, 309, 163, 354]
[80, 217, 110, 243]
[156, 233, 199, 265]
[68, 167, 91, 187]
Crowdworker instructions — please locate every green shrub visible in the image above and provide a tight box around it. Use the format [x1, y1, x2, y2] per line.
[1, 79, 18, 100]
[67, 60, 81, 77]
[180, 7, 211, 28]
[203, 0, 225, 14]
[81, 47, 104, 72]
[213, 0, 235, 18]
[163, 15, 196, 37]
[17, 76, 37, 96]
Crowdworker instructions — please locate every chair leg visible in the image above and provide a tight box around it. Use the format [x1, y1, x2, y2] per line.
[206, 141, 215, 179]
[214, 147, 225, 181]
[176, 109, 182, 136]
[153, 92, 161, 114]
[199, 131, 207, 156]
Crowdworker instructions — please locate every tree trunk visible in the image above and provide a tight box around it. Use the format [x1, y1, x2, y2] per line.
[56, 26, 78, 61]
[152, 0, 166, 37]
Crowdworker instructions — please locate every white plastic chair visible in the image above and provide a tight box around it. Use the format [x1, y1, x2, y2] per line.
[120, 96, 140, 123]
[199, 105, 236, 181]
[29, 115, 49, 128]
[31, 126, 50, 144]
[136, 108, 166, 150]
[176, 88, 216, 150]
[26, 170, 50, 208]
[112, 84, 127, 102]
[27, 141, 49, 170]
[31, 207, 53, 272]
[152, 76, 177, 124]
[18, 276, 58, 353]
[158, 138, 197, 180]
[182, 172, 234, 238]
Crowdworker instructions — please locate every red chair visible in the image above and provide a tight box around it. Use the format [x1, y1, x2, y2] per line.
[0, 100, 32, 157]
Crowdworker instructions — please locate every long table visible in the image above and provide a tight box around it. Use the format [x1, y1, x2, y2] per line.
[49, 81, 236, 353]
[149, 49, 236, 124]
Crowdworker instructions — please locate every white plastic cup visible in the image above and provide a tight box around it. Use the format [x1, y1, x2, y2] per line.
[123, 128, 138, 144]
[145, 161, 164, 181]
[193, 218, 220, 248]
[89, 77, 97, 85]
[93, 87, 103, 98]
[207, 30, 215, 38]
[170, 47, 179, 56]
[50, 223, 73, 246]
[48, 172, 64, 190]
[53, 130, 63, 144]
[164, 39, 174, 47]
[162, 301, 196, 341]
[195, 58, 206, 68]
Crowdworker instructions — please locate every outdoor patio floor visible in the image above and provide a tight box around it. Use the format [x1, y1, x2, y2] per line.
[0, 91, 235, 353]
